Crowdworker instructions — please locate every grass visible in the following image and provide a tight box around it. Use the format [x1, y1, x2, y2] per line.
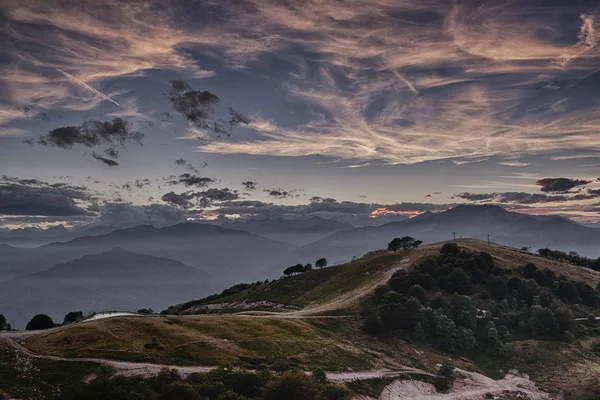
[180, 251, 407, 312]
[0, 342, 97, 399]
[24, 315, 378, 370]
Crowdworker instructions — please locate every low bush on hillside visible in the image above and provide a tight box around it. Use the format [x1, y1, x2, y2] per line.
[362, 243, 600, 356]
[54, 365, 348, 400]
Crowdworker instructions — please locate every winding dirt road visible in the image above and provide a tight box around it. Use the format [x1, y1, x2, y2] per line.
[0, 332, 426, 381]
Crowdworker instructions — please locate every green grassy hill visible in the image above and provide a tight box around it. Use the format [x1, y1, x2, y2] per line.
[4, 239, 600, 399]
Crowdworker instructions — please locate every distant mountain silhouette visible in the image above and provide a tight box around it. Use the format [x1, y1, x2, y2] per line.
[0, 224, 117, 247]
[221, 216, 354, 245]
[0, 222, 294, 283]
[0, 248, 213, 328]
[292, 205, 600, 264]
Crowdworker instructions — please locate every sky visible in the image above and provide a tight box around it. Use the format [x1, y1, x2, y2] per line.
[1, 0, 600, 229]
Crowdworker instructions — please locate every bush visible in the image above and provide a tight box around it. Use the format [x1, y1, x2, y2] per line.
[446, 268, 472, 294]
[529, 306, 558, 336]
[407, 284, 427, 304]
[440, 243, 460, 256]
[63, 311, 84, 324]
[155, 382, 201, 400]
[488, 277, 507, 300]
[25, 314, 54, 330]
[522, 263, 537, 278]
[263, 372, 319, 400]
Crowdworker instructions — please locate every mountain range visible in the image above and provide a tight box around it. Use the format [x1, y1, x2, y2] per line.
[2, 205, 599, 328]
[0, 247, 213, 328]
[291, 205, 600, 264]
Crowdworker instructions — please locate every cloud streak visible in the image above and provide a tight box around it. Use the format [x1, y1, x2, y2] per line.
[53, 66, 119, 106]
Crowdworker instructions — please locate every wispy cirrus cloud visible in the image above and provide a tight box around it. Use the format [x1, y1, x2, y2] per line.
[1, 0, 599, 167]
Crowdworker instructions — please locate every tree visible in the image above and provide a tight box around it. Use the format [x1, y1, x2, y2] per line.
[488, 277, 507, 300]
[522, 263, 537, 278]
[63, 311, 84, 324]
[440, 242, 460, 256]
[303, 263, 313, 272]
[315, 258, 328, 269]
[447, 268, 472, 294]
[388, 236, 420, 251]
[0, 314, 9, 330]
[529, 306, 558, 336]
[26, 314, 54, 330]
[407, 284, 427, 304]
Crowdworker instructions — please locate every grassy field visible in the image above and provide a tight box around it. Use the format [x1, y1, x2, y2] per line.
[178, 250, 408, 313]
[24, 315, 382, 371]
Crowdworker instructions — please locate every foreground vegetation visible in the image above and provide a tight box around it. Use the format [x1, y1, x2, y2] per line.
[364, 242, 600, 355]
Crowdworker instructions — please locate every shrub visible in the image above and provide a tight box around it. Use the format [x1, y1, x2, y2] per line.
[556, 281, 580, 304]
[529, 306, 558, 336]
[155, 382, 201, 400]
[488, 277, 507, 300]
[446, 268, 472, 294]
[407, 284, 427, 304]
[522, 263, 537, 278]
[25, 314, 54, 330]
[263, 372, 319, 400]
[63, 311, 84, 324]
[440, 243, 460, 256]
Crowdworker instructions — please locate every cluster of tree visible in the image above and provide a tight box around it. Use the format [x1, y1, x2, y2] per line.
[48, 364, 348, 400]
[284, 263, 313, 276]
[283, 258, 328, 277]
[387, 236, 422, 251]
[363, 243, 600, 356]
[538, 248, 600, 272]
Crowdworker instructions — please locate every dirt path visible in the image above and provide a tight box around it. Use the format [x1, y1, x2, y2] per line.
[0, 333, 428, 381]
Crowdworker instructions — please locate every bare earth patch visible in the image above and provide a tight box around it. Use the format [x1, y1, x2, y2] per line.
[351, 369, 556, 400]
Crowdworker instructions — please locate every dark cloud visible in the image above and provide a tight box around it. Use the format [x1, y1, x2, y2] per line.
[161, 191, 192, 208]
[536, 178, 592, 192]
[104, 147, 119, 159]
[264, 188, 302, 199]
[207, 199, 451, 220]
[174, 157, 206, 174]
[134, 179, 151, 189]
[166, 173, 215, 187]
[196, 188, 239, 207]
[0, 177, 93, 216]
[242, 181, 257, 191]
[37, 118, 143, 149]
[457, 191, 600, 204]
[167, 80, 249, 136]
[92, 152, 119, 167]
[161, 187, 240, 209]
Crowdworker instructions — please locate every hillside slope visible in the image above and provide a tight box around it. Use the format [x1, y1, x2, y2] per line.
[7, 239, 600, 399]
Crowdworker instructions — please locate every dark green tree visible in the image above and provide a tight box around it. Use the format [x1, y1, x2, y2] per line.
[25, 314, 54, 330]
[263, 372, 319, 400]
[0, 314, 8, 330]
[63, 311, 84, 324]
[315, 258, 328, 269]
